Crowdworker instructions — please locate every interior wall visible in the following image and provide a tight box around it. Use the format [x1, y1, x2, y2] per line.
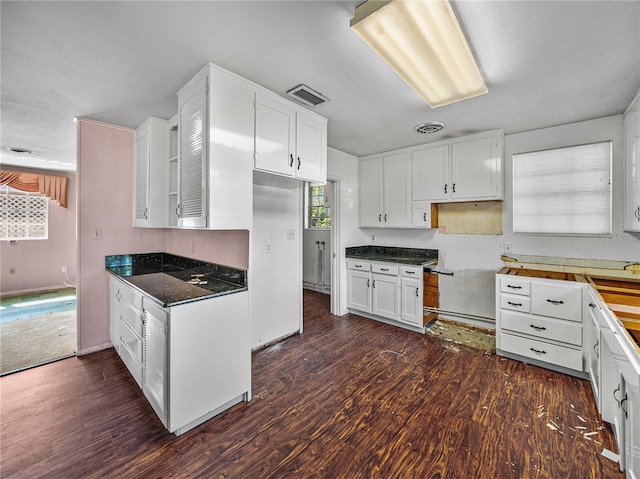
[250, 183, 302, 349]
[0, 167, 77, 295]
[303, 229, 331, 292]
[336, 115, 638, 327]
[164, 229, 249, 270]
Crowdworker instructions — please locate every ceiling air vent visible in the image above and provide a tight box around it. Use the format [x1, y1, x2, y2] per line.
[286, 85, 330, 107]
[415, 122, 445, 134]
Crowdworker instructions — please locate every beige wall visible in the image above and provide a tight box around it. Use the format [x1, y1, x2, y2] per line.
[0, 167, 77, 295]
[76, 119, 249, 354]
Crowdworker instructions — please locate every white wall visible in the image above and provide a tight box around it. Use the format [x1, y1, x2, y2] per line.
[327, 147, 369, 315]
[250, 182, 302, 348]
[332, 115, 640, 326]
[303, 229, 331, 291]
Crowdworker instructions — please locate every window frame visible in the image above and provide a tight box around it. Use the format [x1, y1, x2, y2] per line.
[306, 183, 332, 230]
[511, 140, 612, 237]
[0, 185, 50, 241]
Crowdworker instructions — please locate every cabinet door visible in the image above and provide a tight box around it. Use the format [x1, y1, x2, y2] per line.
[451, 136, 501, 200]
[254, 92, 295, 177]
[359, 158, 384, 227]
[383, 153, 411, 227]
[624, 109, 640, 231]
[347, 270, 371, 313]
[178, 74, 208, 228]
[295, 112, 327, 182]
[400, 277, 422, 325]
[624, 387, 640, 478]
[587, 306, 601, 409]
[109, 277, 121, 352]
[143, 300, 168, 428]
[412, 145, 449, 201]
[372, 273, 399, 320]
[134, 128, 149, 227]
[411, 201, 432, 228]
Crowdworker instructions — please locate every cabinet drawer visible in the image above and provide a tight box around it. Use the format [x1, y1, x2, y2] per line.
[347, 260, 370, 272]
[500, 333, 583, 371]
[500, 277, 530, 296]
[401, 266, 421, 278]
[372, 264, 399, 275]
[500, 294, 531, 313]
[500, 310, 583, 346]
[119, 283, 143, 310]
[121, 302, 144, 337]
[120, 339, 143, 388]
[120, 320, 143, 365]
[531, 282, 582, 322]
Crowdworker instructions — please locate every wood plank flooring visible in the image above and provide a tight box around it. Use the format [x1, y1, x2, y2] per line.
[1, 291, 623, 478]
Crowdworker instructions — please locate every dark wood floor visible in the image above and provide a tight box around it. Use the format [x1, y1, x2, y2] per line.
[1, 291, 623, 478]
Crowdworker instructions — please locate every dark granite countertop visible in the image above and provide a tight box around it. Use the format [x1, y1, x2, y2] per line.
[345, 246, 438, 266]
[106, 253, 247, 307]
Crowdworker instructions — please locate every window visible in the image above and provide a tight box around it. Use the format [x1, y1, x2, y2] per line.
[512, 141, 611, 235]
[0, 185, 49, 240]
[307, 183, 331, 229]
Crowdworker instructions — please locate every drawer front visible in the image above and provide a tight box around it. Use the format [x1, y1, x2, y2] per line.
[121, 302, 144, 337]
[119, 284, 143, 310]
[372, 264, 399, 276]
[119, 338, 143, 388]
[120, 320, 143, 365]
[500, 294, 531, 313]
[500, 310, 583, 346]
[401, 266, 421, 278]
[531, 282, 582, 322]
[347, 260, 370, 272]
[500, 333, 583, 371]
[500, 277, 531, 296]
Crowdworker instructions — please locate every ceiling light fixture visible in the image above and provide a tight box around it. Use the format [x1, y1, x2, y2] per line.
[4, 147, 32, 154]
[350, 0, 488, 108]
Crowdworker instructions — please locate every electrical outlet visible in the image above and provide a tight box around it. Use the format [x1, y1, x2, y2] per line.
[287, 229, 295, 240]
[503, 242, 512, 253]
[62, 266, 68, 274]
[93, 228, 102, 239]
[266, 243, 272, 254]
[371, 235, 375, 242]
[191, 240, 196, 253]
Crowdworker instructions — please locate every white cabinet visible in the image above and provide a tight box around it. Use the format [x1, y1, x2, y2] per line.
[615, 331, 640, 476]
[412, 145, 449, 202]
[176, 63, 253, 229]
[347, 259, 423, 331]
[167, 114, 179, 227]
[254, 91, 327, 183]
[359, 153, 411, 228]
[623, 92, 640, 232]
[587, 294, 602, 410]
[109, 277, 120, 351]
[108, 274, 250, 436]
[496, 271, 586, 376]
[450, 134, 503, 201]
[134, 117, 170, 228]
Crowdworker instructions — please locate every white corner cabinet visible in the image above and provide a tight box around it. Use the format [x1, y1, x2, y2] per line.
[109, 275, 251, 436]
[176, 64, 254, 229]
[359, 130, 504, 229]
[134, 117, 171, 228]
[254, 91, 327, 183]
[347, 259, 423, 332]
[623, 91, 640, 232]
[495, 270, 587, 377]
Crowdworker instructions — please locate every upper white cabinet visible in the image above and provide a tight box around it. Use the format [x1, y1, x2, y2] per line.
[134, 117, 170, 228]
[254, 91, 327, 183]
[359, 130, 504, 228]
[176, 64, 253, 230]
[359, 153, 411, 228]
[623, 92, 640, 232]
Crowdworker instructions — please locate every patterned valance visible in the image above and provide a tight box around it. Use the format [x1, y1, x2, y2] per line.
[0, 170, 68, 208]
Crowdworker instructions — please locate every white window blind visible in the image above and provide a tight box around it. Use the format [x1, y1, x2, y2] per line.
[513, 141, 611, 235]
[0, 186, 49, 240]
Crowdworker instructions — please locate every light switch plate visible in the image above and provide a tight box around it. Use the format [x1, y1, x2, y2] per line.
[287, 229, 295, 240]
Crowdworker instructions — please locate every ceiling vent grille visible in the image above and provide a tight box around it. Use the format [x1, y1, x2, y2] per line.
[414, 122, 445, 134]
[286, 85, 330, 107]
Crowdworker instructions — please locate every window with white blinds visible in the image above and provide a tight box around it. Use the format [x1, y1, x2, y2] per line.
[512, 141, 612, 235]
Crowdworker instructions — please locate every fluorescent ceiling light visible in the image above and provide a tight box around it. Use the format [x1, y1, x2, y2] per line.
[351, 0, 488, 108]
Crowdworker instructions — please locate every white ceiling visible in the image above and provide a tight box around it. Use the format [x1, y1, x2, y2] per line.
[1, 1, 638, 172]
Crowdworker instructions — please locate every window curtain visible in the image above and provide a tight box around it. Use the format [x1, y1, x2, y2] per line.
[0, 170, 68, 208]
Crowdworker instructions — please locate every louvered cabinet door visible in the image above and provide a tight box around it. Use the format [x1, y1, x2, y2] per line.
[177, 75, 208, 228]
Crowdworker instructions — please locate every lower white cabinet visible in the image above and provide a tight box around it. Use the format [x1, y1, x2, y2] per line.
[347, 260, 423, 330]
[496, 270, 586, 377]
[109, 275, 250, 435]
